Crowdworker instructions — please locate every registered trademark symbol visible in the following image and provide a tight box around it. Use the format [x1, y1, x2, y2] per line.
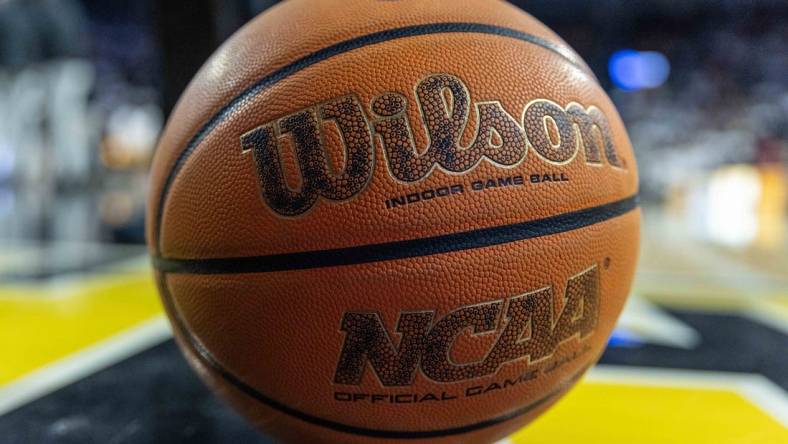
[603, 257, 611, 269]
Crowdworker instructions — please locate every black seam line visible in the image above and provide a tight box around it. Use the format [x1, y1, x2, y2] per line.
[160, 271, 586, 439]
[154, 22, 590, 252]
[152, 194, 638, 274]
[212, 346, 579, 439]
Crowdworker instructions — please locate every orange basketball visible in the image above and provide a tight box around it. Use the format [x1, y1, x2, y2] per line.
[146, 0, 640, 442]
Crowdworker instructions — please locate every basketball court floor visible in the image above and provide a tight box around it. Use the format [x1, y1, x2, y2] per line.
[1, 204, 786, 444]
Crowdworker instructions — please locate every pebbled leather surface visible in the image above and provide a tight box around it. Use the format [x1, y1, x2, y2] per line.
[147, 1, 641, 442]
[146, 0, 608, 256]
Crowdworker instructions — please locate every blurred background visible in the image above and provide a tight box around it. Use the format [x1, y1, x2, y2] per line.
[0, 1, 785, 443]
[0, 0, 785, 271]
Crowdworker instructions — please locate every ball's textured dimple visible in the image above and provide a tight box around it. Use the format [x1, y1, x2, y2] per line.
[147, 1, 640, 443]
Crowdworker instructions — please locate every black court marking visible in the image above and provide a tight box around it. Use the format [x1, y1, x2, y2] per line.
[158, 273, 585, 439]
[601, 309, 788, 390]
[153, 195, 638, 274]
[154, 22, 592, 252]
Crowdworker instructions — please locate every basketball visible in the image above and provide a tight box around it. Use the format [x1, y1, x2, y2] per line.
[146, 0, 640, 442]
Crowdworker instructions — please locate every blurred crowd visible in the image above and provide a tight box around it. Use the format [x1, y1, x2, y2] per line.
[617, 20, 787, 199]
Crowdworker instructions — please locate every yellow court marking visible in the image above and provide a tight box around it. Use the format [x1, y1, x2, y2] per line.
[768, 295, 788, 311]
[0, 272, 164, 385]
[513, 380, 787, 444]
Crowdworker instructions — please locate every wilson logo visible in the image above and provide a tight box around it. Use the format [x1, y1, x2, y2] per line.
[334, 265, 600, 387]
[241, 74, 623, 216]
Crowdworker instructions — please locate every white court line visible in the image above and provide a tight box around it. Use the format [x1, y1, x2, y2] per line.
[616, 295, 701, 348]
[589, 365, 788, 428]
[746, 303, 788, 336]
[0, 316, 172, 416]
